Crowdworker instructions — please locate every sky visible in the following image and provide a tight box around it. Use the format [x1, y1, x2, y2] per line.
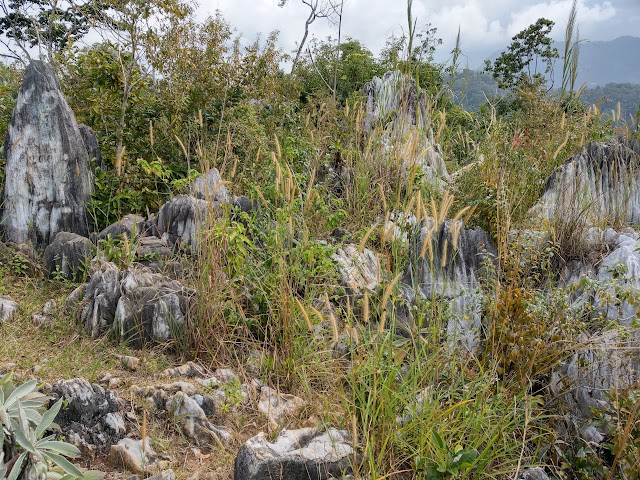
[199, 0, 639, 69]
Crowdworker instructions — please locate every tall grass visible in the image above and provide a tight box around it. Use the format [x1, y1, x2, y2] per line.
[167, 71, 633, 479]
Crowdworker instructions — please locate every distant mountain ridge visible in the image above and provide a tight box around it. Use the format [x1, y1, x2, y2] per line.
[483, 36, 640, 86]
[572, 36, 640, 86]
[448, 72, 640, 122]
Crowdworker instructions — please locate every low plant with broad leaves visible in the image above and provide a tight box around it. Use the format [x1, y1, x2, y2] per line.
[0, 373, 102, 479]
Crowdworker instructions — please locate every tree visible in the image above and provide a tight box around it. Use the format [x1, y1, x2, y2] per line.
[295, 36, 380, 102]
[0, 0, 103, 62]
[485, 18, 559, 90]
[379, 25, 443, 95]
[279, 0, 337, 74]
[94, 0, 191, 158]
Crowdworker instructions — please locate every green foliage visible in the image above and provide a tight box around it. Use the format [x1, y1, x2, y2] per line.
[61, 42, 156, 160]
[580, 83, 640, 125]
[0, 373, 100, 479]
[294, 37, 382, 103]
[455, 88, 609, 236]
[97, 234, 138, 269]
[485, 18, 559, 90]
[379, 25, 443, 96]
[415, 430, 478, 479]
[0, 0, 103, 59]
[88, 157, 193, 231]
[347, 325, 549, 478]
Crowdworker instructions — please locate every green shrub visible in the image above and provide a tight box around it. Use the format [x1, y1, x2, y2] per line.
[0, 374, 100, 479]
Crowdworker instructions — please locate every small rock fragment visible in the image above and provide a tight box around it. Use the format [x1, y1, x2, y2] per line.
[258, 386, 306, 428]
[42, 300, 56, 315]
[110, 438, 168, 474]
[520, 467, 550, 480]
[163, 361, 206, 378]
[214, 368, 239, 384]
[0, 296, 18, 323]
[157, 381, 197, 396]
[234, 427, 354, 480]
[32, 312, 51, 326]
[167, 392, 231, 446]
[117, 354, 141, 371]
[146, 470, 177, 480]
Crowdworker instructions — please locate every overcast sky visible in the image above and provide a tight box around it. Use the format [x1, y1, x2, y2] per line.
[199, 0, 639, 68]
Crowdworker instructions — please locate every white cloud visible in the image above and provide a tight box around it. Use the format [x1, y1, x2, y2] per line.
[507, 0, 616, 38]
[196, 0, 635, 67]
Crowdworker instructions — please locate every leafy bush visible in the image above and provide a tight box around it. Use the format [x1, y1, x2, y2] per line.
[0, 374, 99, 479]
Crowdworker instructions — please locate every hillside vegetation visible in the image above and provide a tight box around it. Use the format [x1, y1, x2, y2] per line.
[1, 2, 639, 480]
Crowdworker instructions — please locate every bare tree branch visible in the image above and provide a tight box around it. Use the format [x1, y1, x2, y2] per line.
[281, 0, 336, 74]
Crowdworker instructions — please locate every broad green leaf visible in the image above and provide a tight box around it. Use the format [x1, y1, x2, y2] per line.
[77, 471, 106, 480]
[431, 429, 445, 450]
[7, 452, 27, 480]
[37, 440, 81, 458]
[4, 379, 38, 409]
[12, 420, 36, 453]
[451, 448, 479, 469]
[36, 399, 63, 438]
[42, 451, 84, 477]
[24, 408, 43, 425]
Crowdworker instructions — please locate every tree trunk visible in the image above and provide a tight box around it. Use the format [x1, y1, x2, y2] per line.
[291, 10, 314, 74]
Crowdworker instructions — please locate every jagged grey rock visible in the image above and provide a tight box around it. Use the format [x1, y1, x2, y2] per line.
[531, 137, 640, 227]
[157, 194, 218, 252]
[144, 470, 176, 480]
[110, 438, 168, 474]
[234, 427, 354, 480]
[189, 168, 231, 203]
[98, 214, 146, 240]
[78, 123, 104, 169]
[520, 467, 550, 480]
[51, 378, 125, 455]
[551, 231, 640, 440]
[258, 386, 306, 428]
[1, 61, 92, 249]
[0, 295, 18, 323]
[333, 244, 381, 295]
[136, 236, 172, 259]
[114, 266, 192, 347]
[364, 70, 418, 132]
[363, 71, 449, 189]
[402, 218, 495, 351]
[593, 233, 640, 324]
[78, 262, 121, 338]
[43, 231, 93, 281]
[166, 391, 231, 446]
[550, 328, 640, 442]
[163, 361, 207, 378]
[564, 231, 640, 325]
[73, 263, 193, 347]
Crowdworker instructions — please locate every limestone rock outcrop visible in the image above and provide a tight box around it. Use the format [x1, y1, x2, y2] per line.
[51, 378, 125, 455]
[531, 137, 640, 226]
[72, 263, 194, 347]
[43, 231, 93, 280]
[234, 427, 354, 480]
[189, 168, 231, 204]
[0, 295, 18, 323]
[402, 218, 495, 350]
[98, 214, 146, 240]
[79, 123, 104, 169]
[332, 244, 381, 296]
[1, 61, 92, 249]
[157, 194, 215, 252]
[363, 71, 449, 189]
